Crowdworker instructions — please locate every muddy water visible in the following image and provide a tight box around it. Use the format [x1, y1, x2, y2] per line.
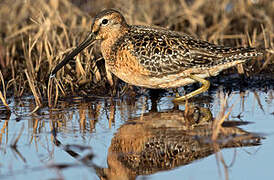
[0, 87, 273, 180]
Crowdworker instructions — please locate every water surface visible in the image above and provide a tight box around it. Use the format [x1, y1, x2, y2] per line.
[0, 87, 273, 180]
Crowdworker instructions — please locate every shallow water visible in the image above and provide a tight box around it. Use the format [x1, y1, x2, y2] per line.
[0, 87, 273, 180]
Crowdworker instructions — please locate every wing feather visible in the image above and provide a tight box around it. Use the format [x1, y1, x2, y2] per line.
[122, 26, 262, 76]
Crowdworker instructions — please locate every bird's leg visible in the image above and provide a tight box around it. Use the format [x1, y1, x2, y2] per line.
[173, 75, 210, 102]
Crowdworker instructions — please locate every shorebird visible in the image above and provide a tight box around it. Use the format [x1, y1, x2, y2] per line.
[50, 9, 263, 102]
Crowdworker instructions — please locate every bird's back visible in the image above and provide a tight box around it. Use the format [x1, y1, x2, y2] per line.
[112, 25, 263, 77]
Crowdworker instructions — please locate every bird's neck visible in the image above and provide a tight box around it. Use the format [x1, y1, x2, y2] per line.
[100, 26, 129, 62]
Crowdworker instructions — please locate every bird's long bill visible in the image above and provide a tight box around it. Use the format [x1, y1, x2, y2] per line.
[50, 32, 96, 77]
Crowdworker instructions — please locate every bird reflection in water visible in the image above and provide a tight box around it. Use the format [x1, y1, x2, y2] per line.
[52, 104, 263, 180]
[96, 106, 262, 180]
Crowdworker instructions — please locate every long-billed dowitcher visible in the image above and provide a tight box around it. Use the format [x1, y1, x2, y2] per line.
[51, 9, 264, 102]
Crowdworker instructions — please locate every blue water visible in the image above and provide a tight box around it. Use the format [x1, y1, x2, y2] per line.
[0, 89, 273, 180]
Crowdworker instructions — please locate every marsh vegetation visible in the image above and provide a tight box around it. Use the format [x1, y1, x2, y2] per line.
[0, 0, 273, 179]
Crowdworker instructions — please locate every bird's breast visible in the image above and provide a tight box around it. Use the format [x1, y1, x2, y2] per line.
[105, 47, 154, 85]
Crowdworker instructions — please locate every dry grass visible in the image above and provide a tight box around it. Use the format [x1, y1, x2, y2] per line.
[0, 0, 273, 105]
[0, 71, 9, 110]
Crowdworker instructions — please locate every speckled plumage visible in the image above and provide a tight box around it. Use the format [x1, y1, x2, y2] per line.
[96, 9, 263, 91]
[112, 25, 262, 77]
[51, 9, 264, 100]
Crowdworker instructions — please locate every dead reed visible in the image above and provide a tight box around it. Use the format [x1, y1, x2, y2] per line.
[0, 71, 9, 110]
[0, 0, 273, 105]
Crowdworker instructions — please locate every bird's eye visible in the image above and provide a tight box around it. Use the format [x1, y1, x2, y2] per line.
[102, 19, 109, 25]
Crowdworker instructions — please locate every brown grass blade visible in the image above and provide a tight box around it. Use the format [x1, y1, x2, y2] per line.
[0, 71, 9, 110]
[25, 70, 42, 111]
